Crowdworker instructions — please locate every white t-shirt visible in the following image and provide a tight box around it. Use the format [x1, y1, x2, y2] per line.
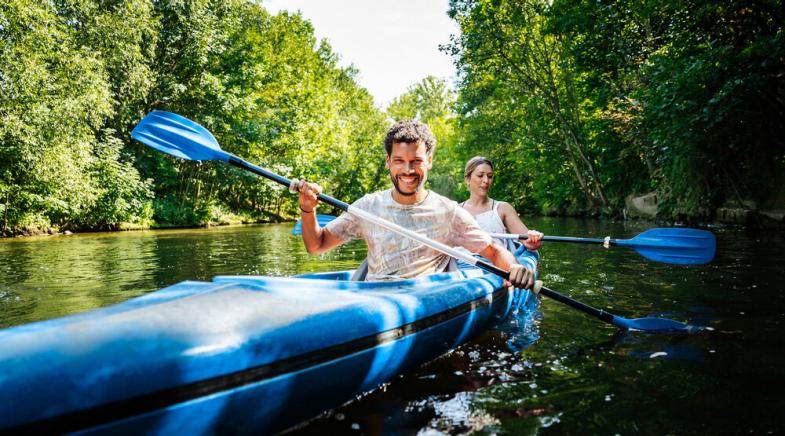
[325, 189, 492, 281]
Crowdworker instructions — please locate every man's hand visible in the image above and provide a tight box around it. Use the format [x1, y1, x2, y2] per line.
[504, 263, 535, 290]
[523, 230, 544, 251]
[295, 180, 322, 214]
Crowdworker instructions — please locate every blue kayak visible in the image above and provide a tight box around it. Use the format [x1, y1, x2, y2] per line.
[0, 247, 538, 434]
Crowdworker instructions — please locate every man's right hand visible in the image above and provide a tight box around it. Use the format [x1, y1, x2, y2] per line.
[505, 263, 535, 290]
[295, 180, 322, 214]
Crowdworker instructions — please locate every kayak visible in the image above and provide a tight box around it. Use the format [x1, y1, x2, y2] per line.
[0, 246, 539, 434]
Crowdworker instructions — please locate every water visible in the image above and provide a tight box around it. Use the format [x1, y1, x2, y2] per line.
[1, 219, 783, 433]
[0, 224, 365, 328]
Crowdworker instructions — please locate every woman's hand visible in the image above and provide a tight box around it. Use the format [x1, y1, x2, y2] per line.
[523, 230, 543, 251]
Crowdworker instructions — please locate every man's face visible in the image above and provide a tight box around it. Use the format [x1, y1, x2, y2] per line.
[386, 141, 433, 197]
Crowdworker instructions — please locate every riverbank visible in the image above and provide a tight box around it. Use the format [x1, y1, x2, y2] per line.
[0, 217, 288, 239]
[5, 207, 784, 240]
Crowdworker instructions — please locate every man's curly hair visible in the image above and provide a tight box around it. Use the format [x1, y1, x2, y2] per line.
[384, 120, 437, 156]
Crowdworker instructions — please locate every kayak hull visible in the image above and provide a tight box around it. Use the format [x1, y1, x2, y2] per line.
[0, 250, 538, 434]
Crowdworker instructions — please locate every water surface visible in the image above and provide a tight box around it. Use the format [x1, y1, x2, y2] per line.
[1, 219, 782, 433]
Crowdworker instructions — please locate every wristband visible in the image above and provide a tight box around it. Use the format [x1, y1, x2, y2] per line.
[300, 206, 314, 214]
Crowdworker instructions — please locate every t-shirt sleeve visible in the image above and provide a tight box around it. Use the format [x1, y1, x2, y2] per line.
[451, 206, 493, 253]
[323, 197, 365, 242]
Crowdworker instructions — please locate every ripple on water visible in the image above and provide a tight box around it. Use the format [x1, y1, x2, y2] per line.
[0, 288, 39, 328]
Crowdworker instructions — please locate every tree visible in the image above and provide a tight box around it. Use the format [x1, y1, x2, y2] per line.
[446, 0, 610, 214]
[0, 0, 151, 234]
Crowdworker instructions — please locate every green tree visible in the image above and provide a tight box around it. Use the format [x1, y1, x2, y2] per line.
[1, 0, 389, 235]
[0, 0, 150, 234]
[546, 0, 785, 217]
[446, 0, 611, 214]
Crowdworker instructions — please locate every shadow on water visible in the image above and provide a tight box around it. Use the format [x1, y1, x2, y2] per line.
[2, 219, 784, 434]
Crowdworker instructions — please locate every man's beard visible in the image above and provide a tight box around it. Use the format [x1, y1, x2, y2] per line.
[390, 174, 423, 197]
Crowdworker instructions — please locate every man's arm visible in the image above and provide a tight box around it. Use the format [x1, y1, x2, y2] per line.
[300, 211, 344, 254]
[296, 181, 345, 255]
[478, 242, 535, 290]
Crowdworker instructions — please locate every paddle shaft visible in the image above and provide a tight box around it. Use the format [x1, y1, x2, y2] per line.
[227, 156, 509, 278]
[491, 233, 617, 246]
[538, 286, 614, 323]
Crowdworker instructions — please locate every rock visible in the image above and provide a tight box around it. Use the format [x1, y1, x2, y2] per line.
[722, 198, 758, 211]
[759, 209, 785, 223]
[716, 207, 752, 225]
[624, 192, 658, 218]
[64, 230, 73, 235]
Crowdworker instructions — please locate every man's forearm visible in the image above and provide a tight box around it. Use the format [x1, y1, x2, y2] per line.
[492, 246, 519, 270]
[483, 242, 518, 271]
[301, 212, 326, 254]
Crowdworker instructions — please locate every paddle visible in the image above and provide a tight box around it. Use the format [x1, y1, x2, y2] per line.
[490, 228, 715, 265]
[132, 110, 697, 333]
[292, 215, 714, 265]
[292, 214, 337, 235]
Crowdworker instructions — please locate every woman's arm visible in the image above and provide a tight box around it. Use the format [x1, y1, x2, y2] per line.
[498, 201, 529, 234]
[498, 201, 543, 251]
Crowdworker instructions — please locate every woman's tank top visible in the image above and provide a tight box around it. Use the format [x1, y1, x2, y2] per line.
[462, 200, 517, 251]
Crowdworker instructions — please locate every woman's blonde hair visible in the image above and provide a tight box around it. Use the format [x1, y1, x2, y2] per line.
[464, 156, 494, 179]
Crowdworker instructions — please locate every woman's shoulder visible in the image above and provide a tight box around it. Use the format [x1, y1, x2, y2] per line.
[495, 200, 515, 212]
[495, 200, 521, 218]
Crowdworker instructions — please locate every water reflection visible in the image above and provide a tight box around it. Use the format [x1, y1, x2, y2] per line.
[0, 224, 366, 328]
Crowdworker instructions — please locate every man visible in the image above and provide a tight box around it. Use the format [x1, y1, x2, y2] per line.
[295, 120, 542, 288]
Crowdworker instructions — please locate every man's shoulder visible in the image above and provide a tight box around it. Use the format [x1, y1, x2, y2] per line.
[425, 190, 460, 207]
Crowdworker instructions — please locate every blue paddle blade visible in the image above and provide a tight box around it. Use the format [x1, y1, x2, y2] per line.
[131, 111, 230, 162]
[616, 228, 716, 265]
[292, 214, 340, 235]
[611, 315, 700, 334]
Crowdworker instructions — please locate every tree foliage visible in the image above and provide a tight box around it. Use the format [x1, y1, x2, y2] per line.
[0, 0, 388, 235]
[2, 0, 781, 235]
[0, 0, 150, 233]
[445, 0, 784, 218]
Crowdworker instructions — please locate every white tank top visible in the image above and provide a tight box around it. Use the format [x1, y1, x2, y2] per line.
[463, 200, 517, 251]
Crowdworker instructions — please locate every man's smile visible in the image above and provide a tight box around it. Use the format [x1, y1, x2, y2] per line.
[398, 175, 419, 186]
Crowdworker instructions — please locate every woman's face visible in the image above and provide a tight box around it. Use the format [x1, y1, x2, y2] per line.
[466, 163, 494, 195]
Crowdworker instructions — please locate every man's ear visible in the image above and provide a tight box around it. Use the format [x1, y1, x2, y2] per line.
[385, 154, 391, 169]
[426, 153, 433, 169]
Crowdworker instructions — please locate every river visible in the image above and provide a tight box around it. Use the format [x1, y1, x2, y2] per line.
[1, 218, 782, 434]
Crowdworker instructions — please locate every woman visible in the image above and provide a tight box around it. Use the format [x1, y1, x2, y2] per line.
[462, 156, 543, 252]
